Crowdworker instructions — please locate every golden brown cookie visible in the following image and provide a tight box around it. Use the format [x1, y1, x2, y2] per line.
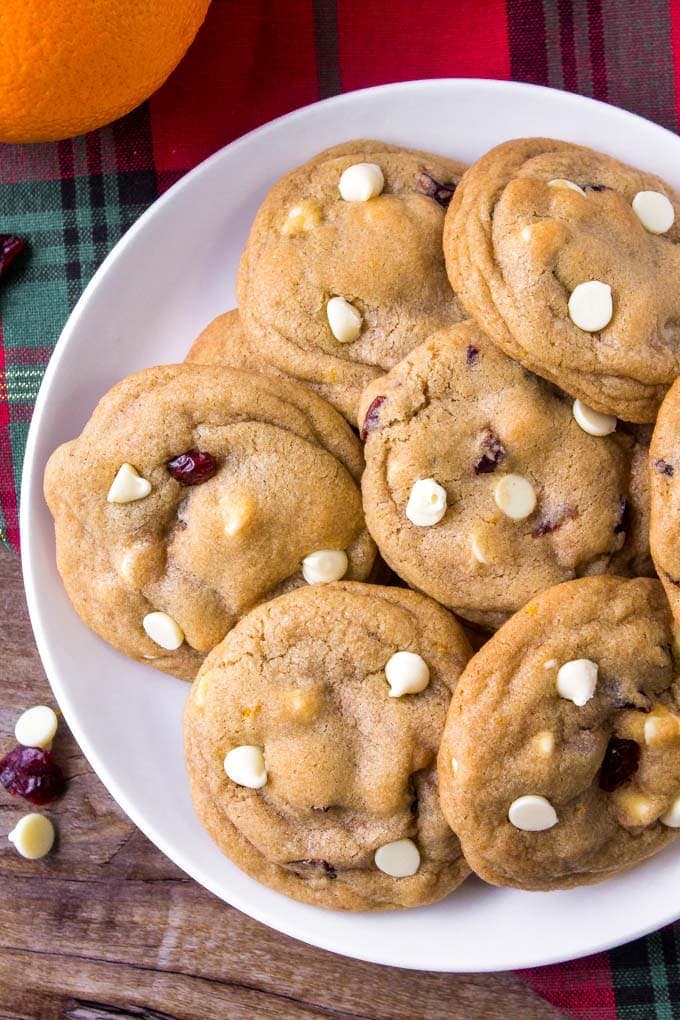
[237, 140, 467, 424]
[184, 582, 472, 910]
[44, 365, 375, 680]
[438, 576, 680, 890]
[444, 138, 680, 422]
[359, 321, 649, 629]
[650, 378, 680, 621]
[186, 309, 344, 408]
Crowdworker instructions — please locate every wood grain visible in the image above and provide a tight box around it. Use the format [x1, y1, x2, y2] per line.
[0, 549, 561, 1019]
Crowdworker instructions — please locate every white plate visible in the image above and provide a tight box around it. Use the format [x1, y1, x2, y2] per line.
[21, 79, 680, 972]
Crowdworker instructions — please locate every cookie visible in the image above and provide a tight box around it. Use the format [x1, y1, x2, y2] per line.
[359, 321, 648, 630]
[650, 378, 680, 622]
[184, 582, 472, 910]
[237, 140, 467, 424]
[44, 365, 375, 681]
[438, 576, 680, 890]
[444, 138, 680, 422]
[186, 309, 343, 408]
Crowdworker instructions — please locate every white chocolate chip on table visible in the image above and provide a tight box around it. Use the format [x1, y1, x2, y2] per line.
[224, 745, 267, 789]
[142, 611, 185, 651]
[338, 162, 384, 202]
[8, 813, 55, 859]
[572, 399, 617, 437]
[107, 463, 152, 503]
[15, 705, 58, 750]
[405, 477, 447, 527]
[384, 651, 430, 698]
[556, 659, 598, 707]
[374, 838, 421, 877]
[301, 549, 348, 584]
[632, 190, 675, 234]
[508, 795, 558, 831]
[567, 281, 613, 332]
[326, 296, 362, 343]
[493, 474, 536, 521]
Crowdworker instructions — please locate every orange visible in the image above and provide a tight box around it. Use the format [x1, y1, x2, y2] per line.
[0, 0, 211, 143]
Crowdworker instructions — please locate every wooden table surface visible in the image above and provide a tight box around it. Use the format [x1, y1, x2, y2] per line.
[0, 548, 560, 1020]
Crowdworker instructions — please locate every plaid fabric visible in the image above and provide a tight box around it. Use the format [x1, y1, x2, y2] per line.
[1, 0, 679, 1014]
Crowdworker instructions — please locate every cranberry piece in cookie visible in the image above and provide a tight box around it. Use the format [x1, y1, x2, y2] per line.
[167, 448, 217, 486]
[360, 395, 386, 442]
[599, 737, 641, 792]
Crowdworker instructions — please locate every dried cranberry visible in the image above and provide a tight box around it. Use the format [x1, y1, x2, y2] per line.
[466, 345, 479, 366]
[598, 737, 640, 792]
[416, 169, 457, 208]
[654, 458, 674, 477]
[167, 448, 217, 485]
[360, 395, 386, 442]
[0, 745, 66, 805]
[0, 234, 28, 280]
[474, 428, 506, 474]
[289, 858, 337, 879]
[614, 496, 630, 535]
[533, 503, 578, 537]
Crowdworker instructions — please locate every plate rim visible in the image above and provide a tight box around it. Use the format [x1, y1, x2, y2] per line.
[19, 76, 680, 972]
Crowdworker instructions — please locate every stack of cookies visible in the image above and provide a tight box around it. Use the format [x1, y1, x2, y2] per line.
[45, 138, 680, 910]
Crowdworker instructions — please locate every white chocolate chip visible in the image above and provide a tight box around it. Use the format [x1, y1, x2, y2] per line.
[493, 474, 536, 521]
[548, 178, 586, 195]
[142, 611, 184, 651]
[405, 477, 447, 527]
[568, 281, 613, 332]
[470, 529, 489, 564]
[613, 789, 657, 827]
[223, 495, 255, 537]
[326, 296, 362, 343]
[644, 716, 661, 745]
[281, 200, 321, 235]
[508, 795, 558, 831]
[533, 730, 555, 756]
[632, 190, 675, 234]
[107, 463, 152, 504]
[543, 659, 558, 670]
[301, 549, 348, 584]
[224, 745, 267, 789]
[194, 672, 212, 709]
[556, 659, 598, 707]
[8, 813, 55, 859]
[15, 706, 58, 750]
[374, 838, 421, 877]
[384, 651, 430, 697]
[660, 796, 680, 828]
[572, 399, 617, 437]
[339, 162, 384, 202]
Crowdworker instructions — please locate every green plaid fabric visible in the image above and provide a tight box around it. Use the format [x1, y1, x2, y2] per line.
[0, 108, 156, 548]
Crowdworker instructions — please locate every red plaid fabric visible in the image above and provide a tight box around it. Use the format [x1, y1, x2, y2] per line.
[1, 2, 679, 1014]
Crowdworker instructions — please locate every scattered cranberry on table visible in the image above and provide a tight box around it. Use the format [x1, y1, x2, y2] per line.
[0, 234, 29, 280]
[0, 745, 66, 805]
